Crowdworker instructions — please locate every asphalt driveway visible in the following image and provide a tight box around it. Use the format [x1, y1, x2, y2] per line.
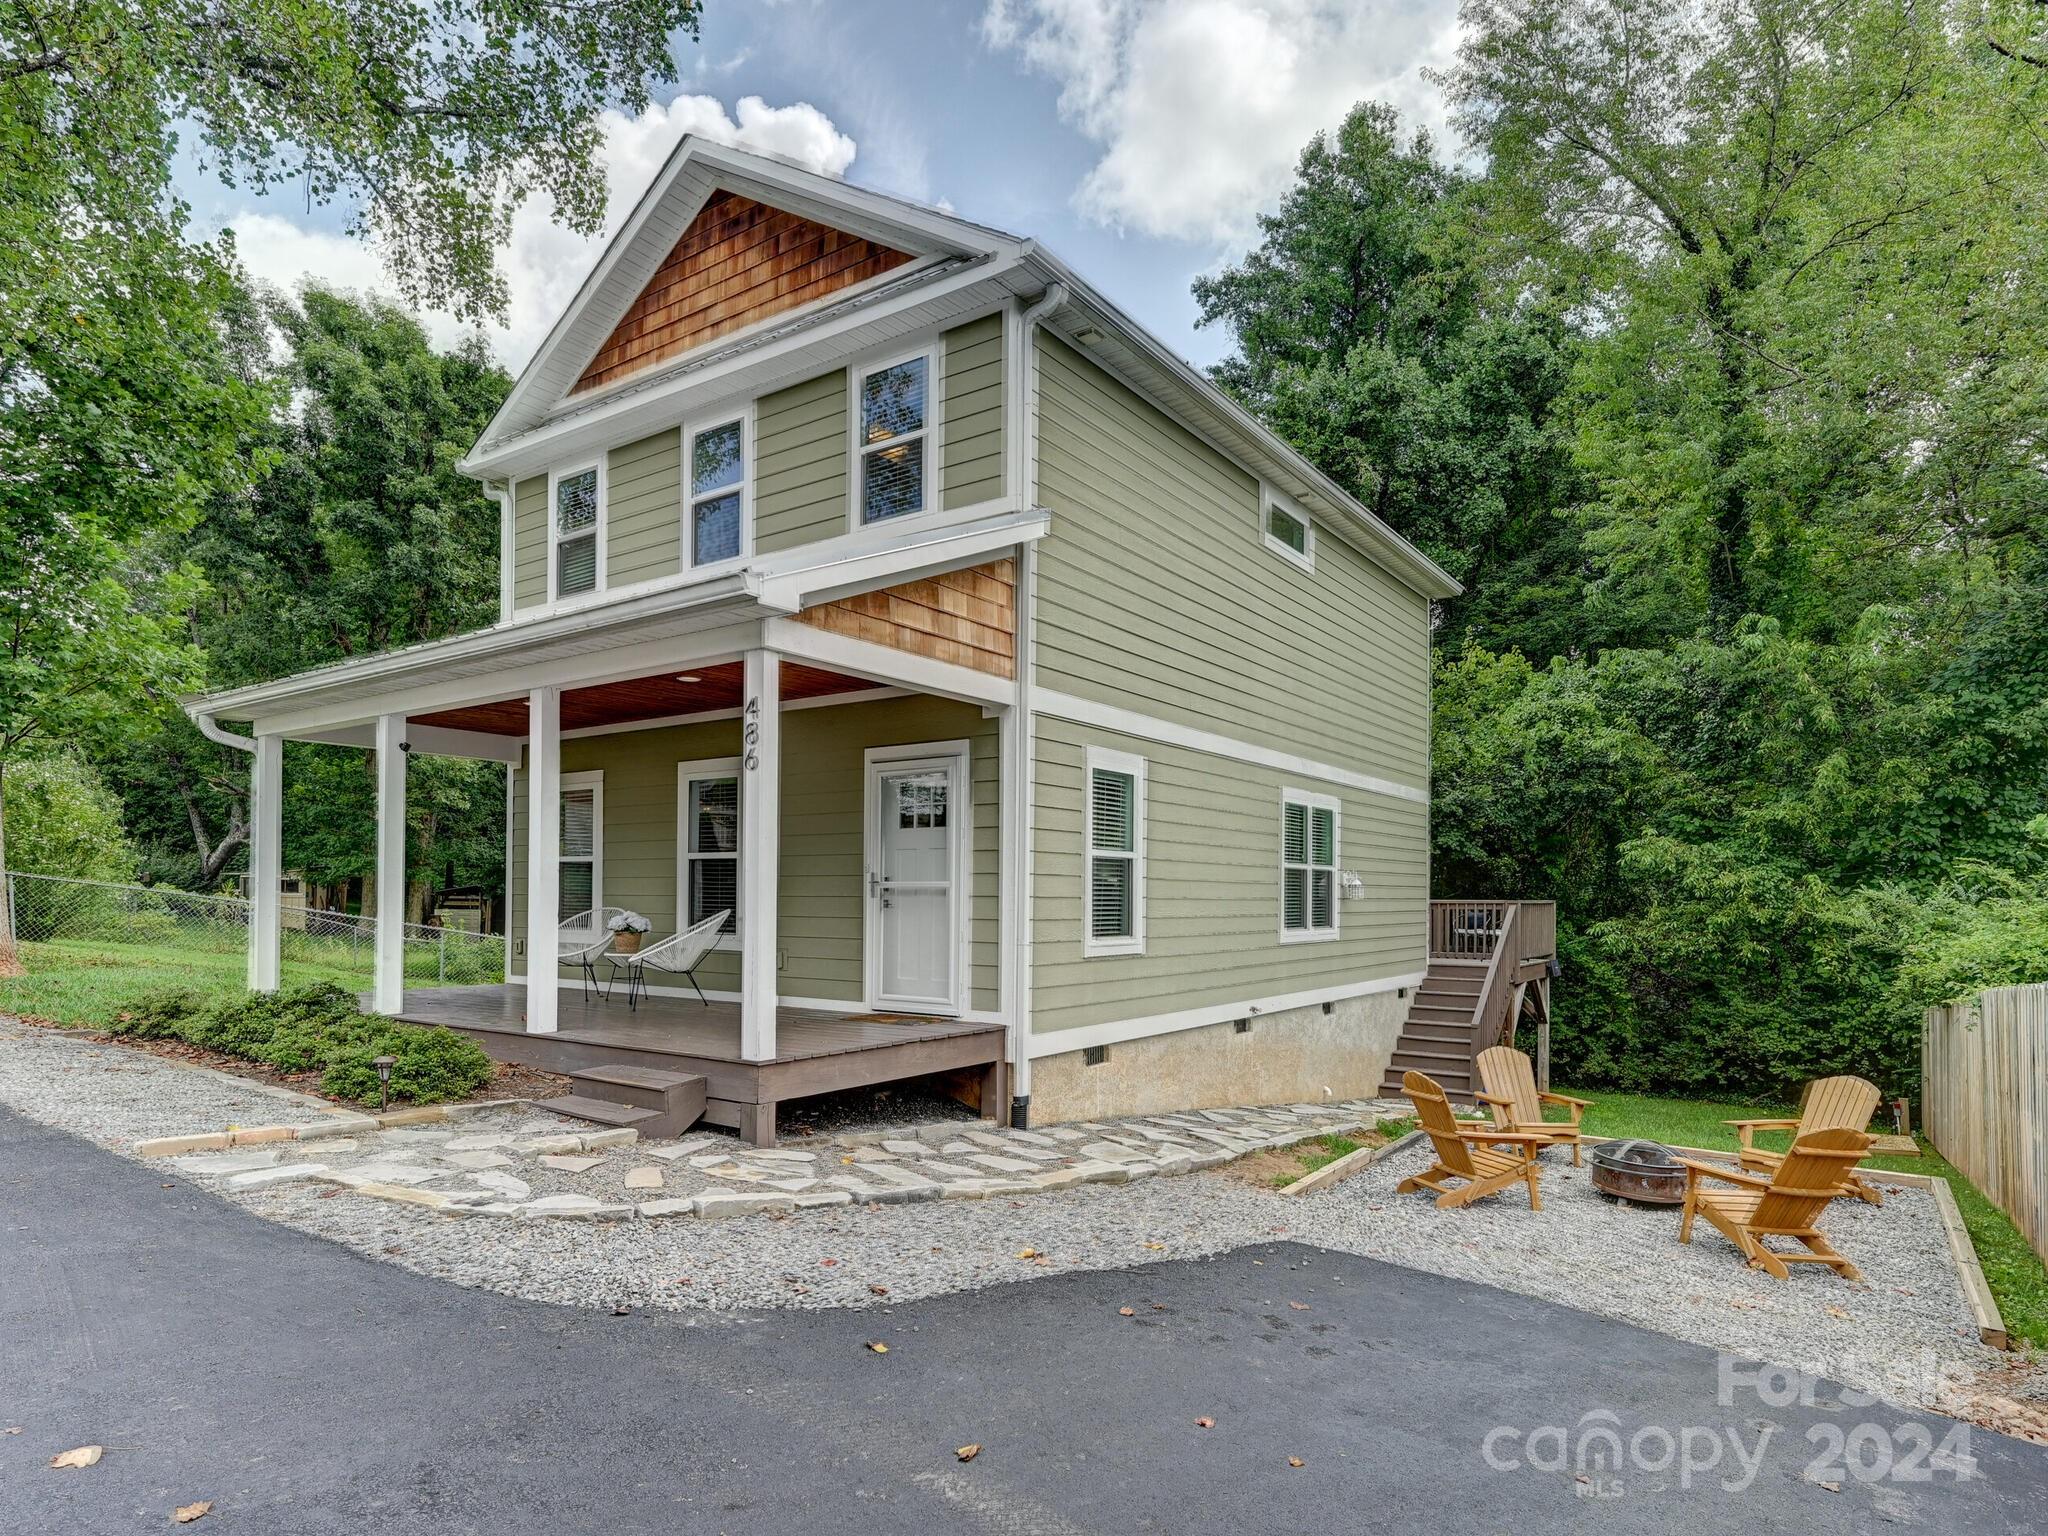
[3, 1104, 2043, 1534]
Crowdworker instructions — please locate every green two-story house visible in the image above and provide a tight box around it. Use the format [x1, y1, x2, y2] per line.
[188, 138, 1465, 1143]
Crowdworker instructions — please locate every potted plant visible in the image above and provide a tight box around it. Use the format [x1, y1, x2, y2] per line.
[607, 910, 651, 953]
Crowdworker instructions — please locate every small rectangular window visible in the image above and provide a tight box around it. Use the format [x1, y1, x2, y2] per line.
[856, 352, 932, 524]
[1084, 748, 1146, 957]
[559, 777, 602, 920]
[1263, 488, 1314, 571]
[554, 465, 602, 597]
[689, 418, 746, 568]
[678, 758, 742, 940]
[1281, 790, 1338, 940]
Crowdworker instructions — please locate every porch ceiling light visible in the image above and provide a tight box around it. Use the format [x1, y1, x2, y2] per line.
[675, 674, 703, 683]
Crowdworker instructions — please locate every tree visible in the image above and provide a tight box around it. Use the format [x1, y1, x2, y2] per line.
[101, 286, 514, 900]
[1192, 103, 1581, 655]
[0, 752, 136, 883]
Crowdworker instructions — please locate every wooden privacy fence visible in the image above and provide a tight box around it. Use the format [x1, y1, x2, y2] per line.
[1924, 983, 2048, 1264]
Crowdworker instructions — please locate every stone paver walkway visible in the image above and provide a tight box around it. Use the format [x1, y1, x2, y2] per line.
[148, 1097, 1404, 1220]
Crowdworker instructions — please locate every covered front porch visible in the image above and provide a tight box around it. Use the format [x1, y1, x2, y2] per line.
[394, 985, 1007, 1145]
[190, 509, 1042, 1146]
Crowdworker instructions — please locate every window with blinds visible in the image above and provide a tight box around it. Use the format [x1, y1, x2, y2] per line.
[857, 351, 931, 524]
[554, 465, 601, 597]
[1084, 749, 1146, 957]
[686, 773, 740, 934]
[1281, 791, 1339, 940]
[559, 780, 600, 920]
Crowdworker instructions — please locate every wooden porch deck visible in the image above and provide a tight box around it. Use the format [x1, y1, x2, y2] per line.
[391, 985, 1007, 1146]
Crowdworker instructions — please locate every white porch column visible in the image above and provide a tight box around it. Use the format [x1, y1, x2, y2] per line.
[247, 733, 283, 993]
[372, 714, 407, 1015]
[524, 686, 561, 1035]
[740, 649, 781, 1063]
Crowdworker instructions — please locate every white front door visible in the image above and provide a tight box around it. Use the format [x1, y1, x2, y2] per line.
[865, 747, 967, 1014]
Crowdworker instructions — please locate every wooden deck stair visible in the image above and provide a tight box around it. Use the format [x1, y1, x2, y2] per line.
[1378, 901, 1559, 1102]
[544, 1063, 707, 1139]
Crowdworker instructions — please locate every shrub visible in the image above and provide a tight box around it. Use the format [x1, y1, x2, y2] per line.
[100, 981, 494, 1106]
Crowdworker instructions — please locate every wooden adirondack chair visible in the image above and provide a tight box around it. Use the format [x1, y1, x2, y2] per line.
[1677, 1128, 1875, 1281]
[1474, 1046, 1593, 1166]
[1396, 1070, 1548, 1211]
[1727, 1075, 1884, 1206]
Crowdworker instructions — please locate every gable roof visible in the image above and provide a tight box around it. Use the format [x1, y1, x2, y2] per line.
[465, 138, 1460, 602]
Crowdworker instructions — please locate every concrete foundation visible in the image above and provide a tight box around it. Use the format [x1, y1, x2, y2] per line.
[1027, 988, 1412, 1125]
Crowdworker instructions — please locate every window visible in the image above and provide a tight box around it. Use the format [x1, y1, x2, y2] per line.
[559, 772, 604, 920]
[552, 462, 603, 598]
[678, 759, 741, 939]
[1280, 790, 1339, 941]
[855, 350, 933, 524]
[1262, 487, 1315, 571]
[688, 416, 747, 569]
[1084, 748, 1146, 957]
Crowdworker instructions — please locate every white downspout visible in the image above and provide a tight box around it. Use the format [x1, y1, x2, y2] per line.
[1005, 281, 1067, 1123]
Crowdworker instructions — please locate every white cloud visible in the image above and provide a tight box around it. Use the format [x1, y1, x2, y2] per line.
[983, 0, 1460, 247]
[218, 94, 857, 371]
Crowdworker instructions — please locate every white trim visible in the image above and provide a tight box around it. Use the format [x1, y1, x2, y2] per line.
[1081, 745, 1146, 958]
[247, 734, 283, 992]
[490, 482, 514, 623]
[524, 686, 562, 1034]
[848, 341, 941, 531]
[683, 402, 754, 575]
[1025, 969, 1426, 1059]
[1033, 690, 1427, 805]
[1261, 485, 1315, 572]
[559, 769, 605, 921]
[863, 738, 972, 1016]
[503, 764, 516, 984]
[1279, 788, 1340, 944]
[677, 756, 743, 951]
[547, 458, 607, 602]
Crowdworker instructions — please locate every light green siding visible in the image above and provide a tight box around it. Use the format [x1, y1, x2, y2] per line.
[1030, 716, 1428, 1034]
[754, 371, 848, 553]
[606, 428, 681, 589]
[1033, 335, 1431, 787]
[507, 695, 1000, 1012]
[941, 313, 1004, 509]
[512, 473, 547, 610]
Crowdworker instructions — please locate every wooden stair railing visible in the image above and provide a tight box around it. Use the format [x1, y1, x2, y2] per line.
[1379, 901, 1558, 1101]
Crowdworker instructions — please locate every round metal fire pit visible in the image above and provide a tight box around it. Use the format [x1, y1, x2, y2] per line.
[1589, 1139, 1687, 1206]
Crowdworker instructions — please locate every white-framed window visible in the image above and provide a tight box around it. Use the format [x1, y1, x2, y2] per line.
[686, 413, 749, 571]
[1262, 486, 1315, 572]
[1084, 747, 1147, 957]
[1280, 789, 1339, 941]
[852, 346, 936, 525]
[550, 460, 605, 599]
[559, 771, 604, 921]
[677, 757, 741, 942]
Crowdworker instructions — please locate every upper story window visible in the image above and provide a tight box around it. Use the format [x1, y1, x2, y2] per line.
[552, 463, 604, 598]
[1084, 747, 1147, 957]
[688, 417, 747, 569]
[856, 349, 933, 524]
[1280, 789, 1339, 942]
[1262, 487, 1315, 572]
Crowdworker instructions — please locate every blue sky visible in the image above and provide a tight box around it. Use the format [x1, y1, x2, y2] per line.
[192, 0, 1460, 373]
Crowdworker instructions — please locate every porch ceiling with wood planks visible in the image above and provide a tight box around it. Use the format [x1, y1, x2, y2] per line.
[407, 659, 875, 735]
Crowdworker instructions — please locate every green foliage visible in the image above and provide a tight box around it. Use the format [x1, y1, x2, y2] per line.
[0, 753, 136, 881]
[104, 981, 492, 1105]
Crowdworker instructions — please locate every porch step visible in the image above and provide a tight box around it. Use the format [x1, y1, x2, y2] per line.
[562, 1062, 707, 1138]
[539, 1095, 664, 1133]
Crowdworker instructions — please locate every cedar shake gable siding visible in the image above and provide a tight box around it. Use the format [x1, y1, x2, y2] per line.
[573, 192, 915, 394]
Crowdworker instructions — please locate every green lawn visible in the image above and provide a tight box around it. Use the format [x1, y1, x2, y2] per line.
[1, 935, 503, 1031]
[1557, 1084, 2048, 1350]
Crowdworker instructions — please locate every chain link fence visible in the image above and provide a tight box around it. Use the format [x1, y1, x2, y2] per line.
[3, 871, 505, 991]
